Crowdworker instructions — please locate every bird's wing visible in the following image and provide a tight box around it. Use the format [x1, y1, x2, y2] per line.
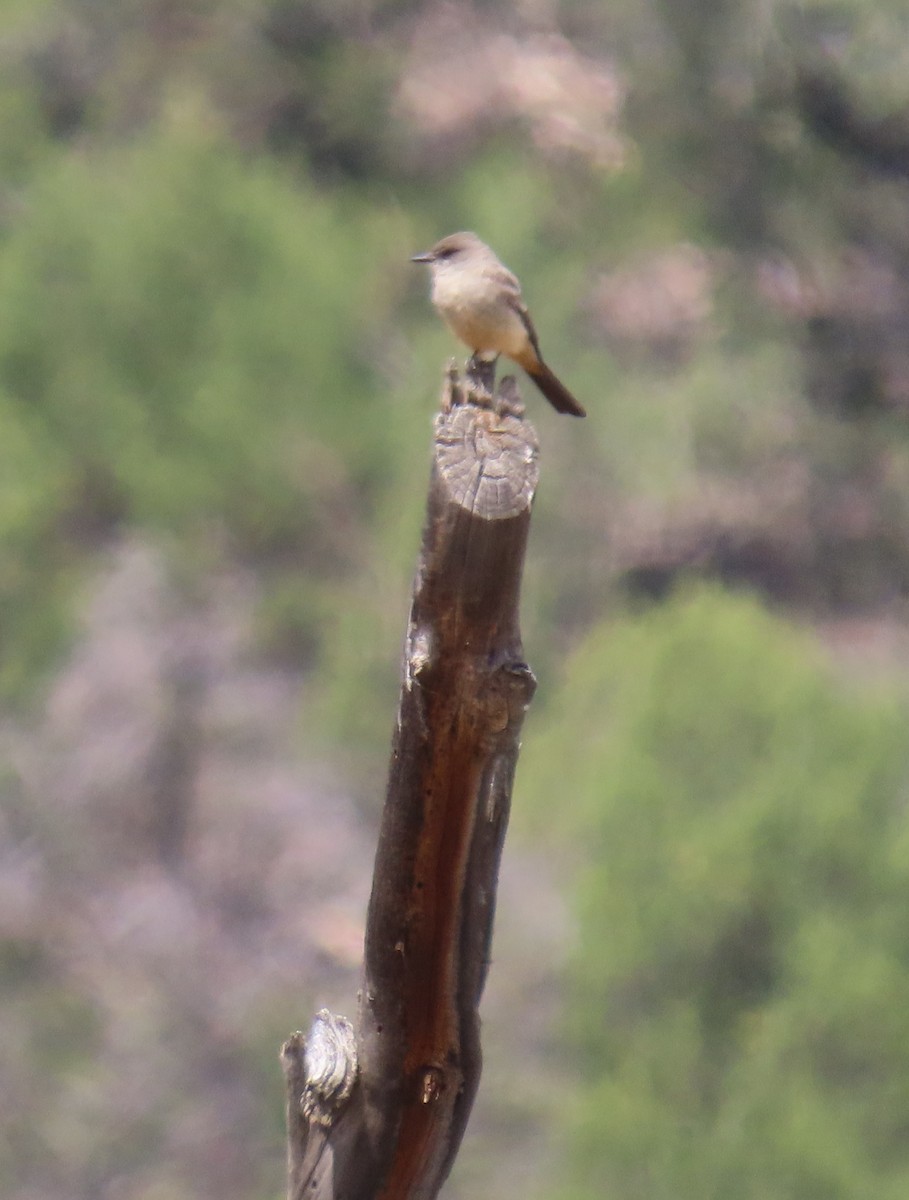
[492, 265, 545, 364]
[511, 295, 544, 364]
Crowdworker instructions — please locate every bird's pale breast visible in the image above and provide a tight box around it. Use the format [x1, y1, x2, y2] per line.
[431, 266, 528, 358]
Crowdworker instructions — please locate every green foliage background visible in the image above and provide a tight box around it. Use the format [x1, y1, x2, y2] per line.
[1, 1, 909, 1198]
[521, 589, 909, 1197]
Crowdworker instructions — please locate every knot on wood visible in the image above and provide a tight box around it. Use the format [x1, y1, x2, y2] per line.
[496, 659, 538, 722]
[420, 1065, 447, 1104]
[477, 660, 538, 747]
[298, 1009, 358, 1127]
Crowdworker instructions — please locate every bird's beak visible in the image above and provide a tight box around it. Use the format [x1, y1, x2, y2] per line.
[410, 251, 434, 263]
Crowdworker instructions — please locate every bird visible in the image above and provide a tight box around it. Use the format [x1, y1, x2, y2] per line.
[411, 231, 586, 417]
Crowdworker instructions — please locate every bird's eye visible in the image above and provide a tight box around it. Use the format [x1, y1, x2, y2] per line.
[436, 247, 455, 259]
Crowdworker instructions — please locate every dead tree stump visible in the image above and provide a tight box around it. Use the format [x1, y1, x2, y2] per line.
[283, 366, 539, 1200]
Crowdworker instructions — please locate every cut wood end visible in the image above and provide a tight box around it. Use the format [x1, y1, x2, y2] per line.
[433, 402, 540, 521]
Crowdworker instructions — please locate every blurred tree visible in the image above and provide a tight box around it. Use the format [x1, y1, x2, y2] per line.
[0, 115, 407, 696]
[521, 587, 909, 1200]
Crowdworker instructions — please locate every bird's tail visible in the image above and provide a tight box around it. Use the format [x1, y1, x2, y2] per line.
[524, 360, 586, 417]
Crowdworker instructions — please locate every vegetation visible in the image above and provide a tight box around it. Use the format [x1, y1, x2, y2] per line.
[521, 589, 909, 1198]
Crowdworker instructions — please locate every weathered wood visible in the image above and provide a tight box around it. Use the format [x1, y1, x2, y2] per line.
[283, 366, 539, 1200]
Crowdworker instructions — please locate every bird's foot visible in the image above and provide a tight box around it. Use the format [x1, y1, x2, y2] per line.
[465, 353, 498, 405]
[442, 356, 524, 421]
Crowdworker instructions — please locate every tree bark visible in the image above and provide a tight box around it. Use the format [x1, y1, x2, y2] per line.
[283, 366, 539, 1200]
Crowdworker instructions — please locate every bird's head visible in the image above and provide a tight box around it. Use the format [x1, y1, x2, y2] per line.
[411, 231, 486, 269]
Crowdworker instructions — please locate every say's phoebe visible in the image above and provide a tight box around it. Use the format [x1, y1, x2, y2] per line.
[411, 231, 586, 417]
